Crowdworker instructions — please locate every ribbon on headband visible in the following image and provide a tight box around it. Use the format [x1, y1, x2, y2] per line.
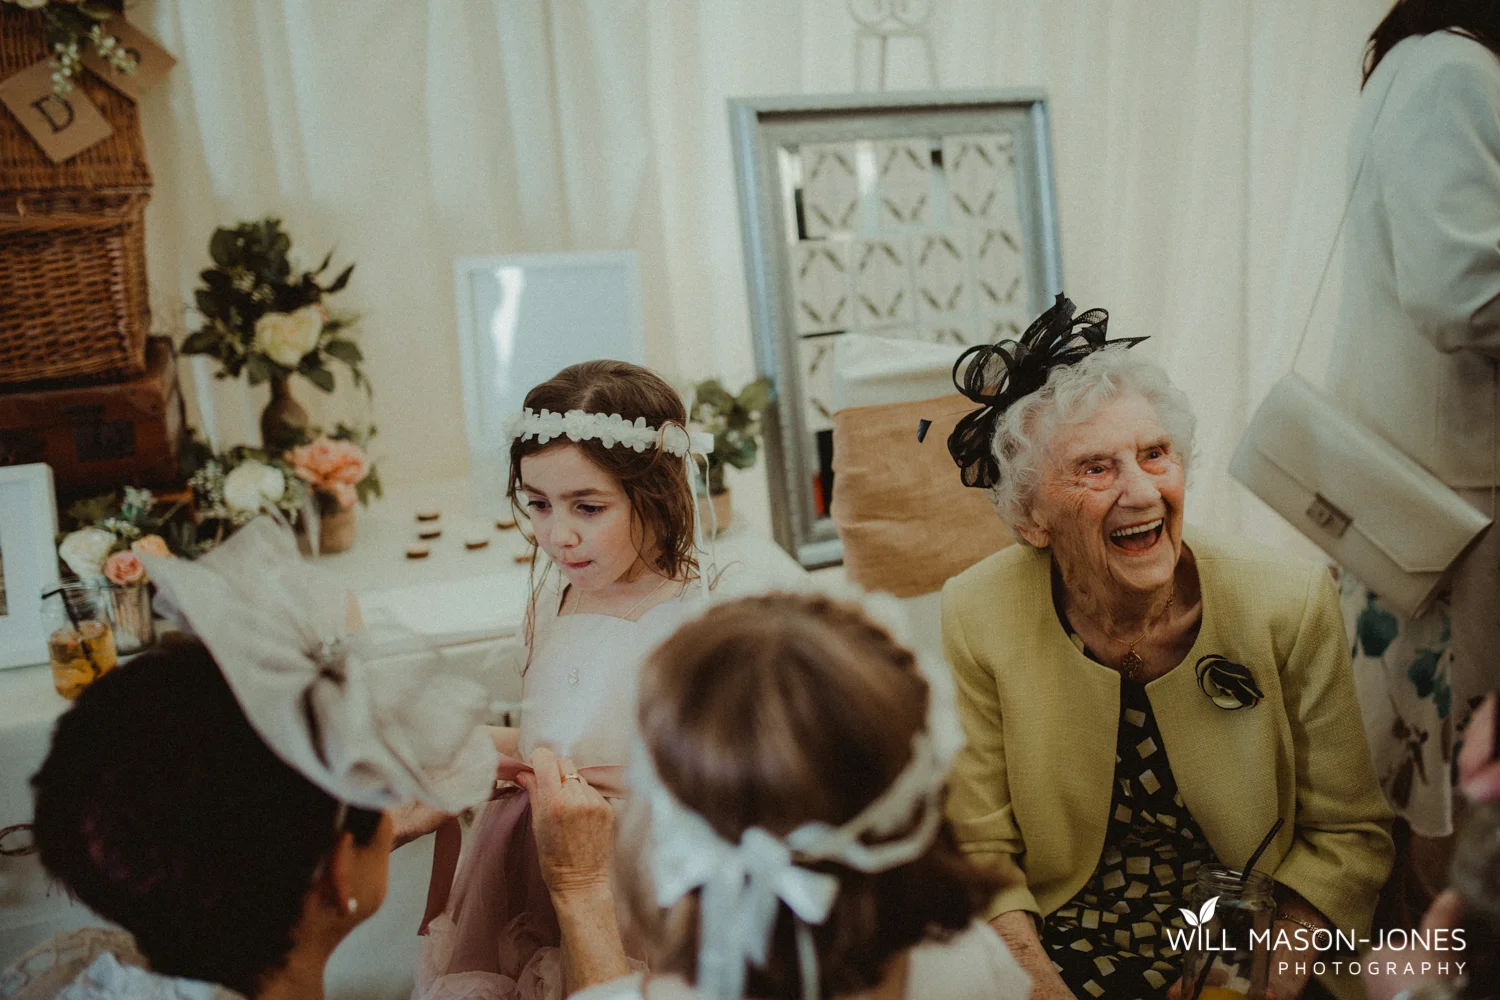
[631, 589, 967, 1000]
[645, 764, 837, 1000]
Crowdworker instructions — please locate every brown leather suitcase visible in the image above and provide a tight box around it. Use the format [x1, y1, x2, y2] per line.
[0, 336, 184, 496]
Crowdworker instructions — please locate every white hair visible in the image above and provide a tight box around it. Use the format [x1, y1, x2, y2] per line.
[985, 347, 1196, 543]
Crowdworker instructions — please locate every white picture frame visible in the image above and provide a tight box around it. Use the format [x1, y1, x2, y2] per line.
[453, 252, 646, 517]
[0, 464, 58, 670]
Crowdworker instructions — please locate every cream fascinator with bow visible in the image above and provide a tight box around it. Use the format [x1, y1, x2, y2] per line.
[144, 517, 498, 812]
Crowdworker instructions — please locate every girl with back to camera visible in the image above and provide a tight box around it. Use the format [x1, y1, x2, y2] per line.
[523, 591, 1033, 1000]
[415, 360, 716, 1000]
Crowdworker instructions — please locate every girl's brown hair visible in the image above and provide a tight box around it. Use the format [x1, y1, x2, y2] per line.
[508, 361, 699, 641]
[623, 593, 1002, 998]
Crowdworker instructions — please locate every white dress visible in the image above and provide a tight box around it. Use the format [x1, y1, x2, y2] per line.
[569, 921, 1031, 1000]
[415, 583, 701, 1000]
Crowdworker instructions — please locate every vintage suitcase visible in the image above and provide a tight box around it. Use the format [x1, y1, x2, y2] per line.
[0, 336, 184, 495]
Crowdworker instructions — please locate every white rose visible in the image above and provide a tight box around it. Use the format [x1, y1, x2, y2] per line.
[58, 527, 116, 579]
[253, 305, 323, 369]
[223, 460, 286, 514]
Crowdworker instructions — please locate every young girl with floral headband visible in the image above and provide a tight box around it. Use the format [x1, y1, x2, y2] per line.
[415, 359, 717, 1000]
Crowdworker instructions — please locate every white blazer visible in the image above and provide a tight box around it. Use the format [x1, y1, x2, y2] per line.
[1329, 31, 1500, 489]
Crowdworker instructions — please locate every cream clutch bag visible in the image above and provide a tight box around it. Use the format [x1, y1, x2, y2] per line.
[1230, 373, 1490, 619]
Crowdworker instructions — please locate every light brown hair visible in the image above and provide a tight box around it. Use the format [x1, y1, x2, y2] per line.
[508, 360, 699, 644]
[623, 593, 1001, 998]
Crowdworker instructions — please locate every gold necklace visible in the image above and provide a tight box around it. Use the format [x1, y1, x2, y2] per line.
[1102, 593, 1175, 681]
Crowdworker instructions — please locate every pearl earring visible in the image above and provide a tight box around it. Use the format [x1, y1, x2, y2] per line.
[345, 898, 358, 915]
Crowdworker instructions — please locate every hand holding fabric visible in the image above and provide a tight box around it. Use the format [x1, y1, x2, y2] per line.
[518, 746, 616, 896]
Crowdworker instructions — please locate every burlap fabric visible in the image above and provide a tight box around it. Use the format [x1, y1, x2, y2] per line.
[831, 393, 1011, 597]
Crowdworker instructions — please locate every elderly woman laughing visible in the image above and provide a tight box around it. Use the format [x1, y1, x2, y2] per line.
[939, 296, 1393, 1000]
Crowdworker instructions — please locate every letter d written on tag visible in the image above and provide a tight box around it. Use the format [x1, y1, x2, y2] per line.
[0, 61, 114, 162]
[31, 94, 73, 132]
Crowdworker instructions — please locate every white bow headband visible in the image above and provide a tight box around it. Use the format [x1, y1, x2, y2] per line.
[631, 591, 965, 1000]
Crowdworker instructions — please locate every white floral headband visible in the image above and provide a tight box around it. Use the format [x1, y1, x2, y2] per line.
[505, 406, 718, 596]
[630, 590, 965, 1000]
[503, 407, 714, 458]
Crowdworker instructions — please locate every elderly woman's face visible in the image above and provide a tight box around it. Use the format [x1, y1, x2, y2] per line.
[1019, 392, 1185, 597]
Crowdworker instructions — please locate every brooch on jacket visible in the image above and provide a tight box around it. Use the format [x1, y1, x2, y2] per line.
[1196, 655, 1263, 710]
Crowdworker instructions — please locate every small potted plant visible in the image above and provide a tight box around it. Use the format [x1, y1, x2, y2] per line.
[180, 217, 367, 450]
[689, 376, 772, 534]
[286, 425, 382, 554]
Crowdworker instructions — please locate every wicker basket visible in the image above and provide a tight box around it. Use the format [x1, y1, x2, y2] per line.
[0, 188, 150, 383]
[0, 8, 152, 191]
[0, 9, 153, 384]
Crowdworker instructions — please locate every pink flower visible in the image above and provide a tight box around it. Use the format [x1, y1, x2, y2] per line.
[288, 437, 369, 507]
[104, 550, 146, 586]
[130, 534, 172, 559]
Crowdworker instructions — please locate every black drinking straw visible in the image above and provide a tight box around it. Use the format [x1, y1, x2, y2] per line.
[1187, 817, 1285, 1000]
[1238, 817, 1284, 890]
[40, 583, 83, 628]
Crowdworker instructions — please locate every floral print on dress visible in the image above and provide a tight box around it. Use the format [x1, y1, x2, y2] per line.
[1342, 578, 1483, 838]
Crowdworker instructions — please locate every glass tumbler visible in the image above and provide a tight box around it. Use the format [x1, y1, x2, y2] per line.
[1179, 864, 1274, 1000]
[41, 581, 119, 699]
[103, 582, 155, 654]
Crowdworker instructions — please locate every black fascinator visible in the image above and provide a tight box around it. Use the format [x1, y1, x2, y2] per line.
[946, 293, 1146, 489]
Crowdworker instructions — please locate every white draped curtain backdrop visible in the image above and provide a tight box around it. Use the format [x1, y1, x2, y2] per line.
[133, 0, 1392, 550]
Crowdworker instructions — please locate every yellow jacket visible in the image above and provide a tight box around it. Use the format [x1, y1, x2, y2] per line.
[942, 530, 1393, 995]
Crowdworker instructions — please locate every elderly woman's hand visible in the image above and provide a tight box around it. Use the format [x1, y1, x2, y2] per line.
[518, 746, 615, 894]
[519, 747, 631, 992]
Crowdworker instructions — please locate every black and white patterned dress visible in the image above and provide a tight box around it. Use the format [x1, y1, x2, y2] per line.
[1041, 645, 1220, 1000]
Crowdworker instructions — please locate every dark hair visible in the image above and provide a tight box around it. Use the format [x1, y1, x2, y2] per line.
[627, 593, 1003, 999]
[31, 637, 382, 997]
[1365, 0, 1500, 85]
[508, 360, 699, 641]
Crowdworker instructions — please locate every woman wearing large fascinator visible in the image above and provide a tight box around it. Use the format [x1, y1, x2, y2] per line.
[6, 517, 499, 1000]
[936, 294, 1393, 1000]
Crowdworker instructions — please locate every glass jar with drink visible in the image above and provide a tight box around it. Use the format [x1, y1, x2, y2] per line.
[1179, 864, 1275, 1000]
[40, 581, 119, 699]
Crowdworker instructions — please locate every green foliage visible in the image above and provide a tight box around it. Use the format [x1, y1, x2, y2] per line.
[181, 218, 369, 397]
[35, 0, 131, 99]
[60, 487, 194, 560]
[690, 377, 774, 495]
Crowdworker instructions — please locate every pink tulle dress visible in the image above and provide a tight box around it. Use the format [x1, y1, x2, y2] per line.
[413, 585, 698, 1000]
